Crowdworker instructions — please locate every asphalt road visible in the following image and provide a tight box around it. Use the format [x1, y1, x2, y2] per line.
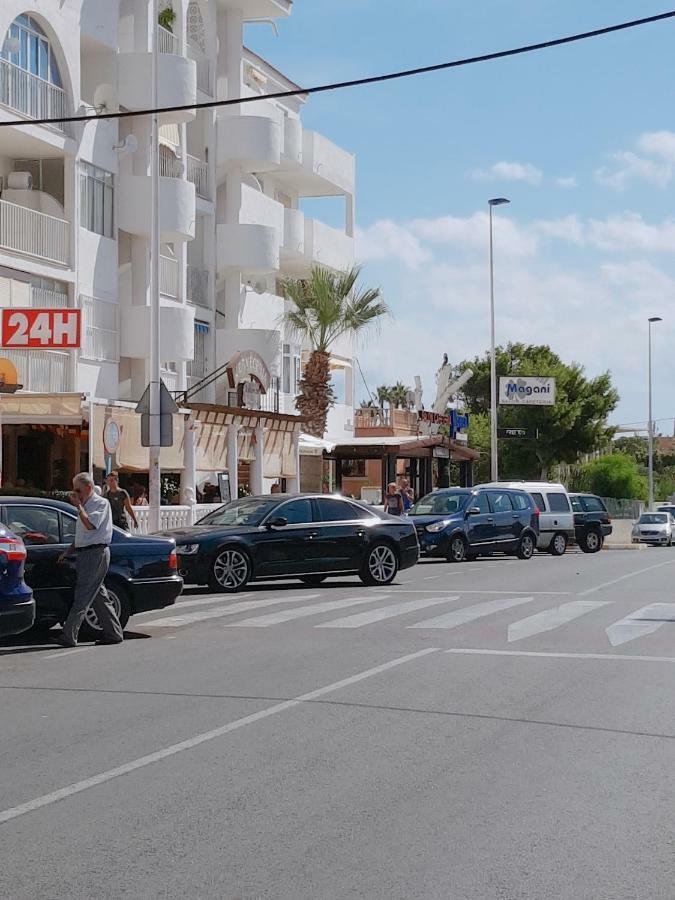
[1, 548, 675, 899]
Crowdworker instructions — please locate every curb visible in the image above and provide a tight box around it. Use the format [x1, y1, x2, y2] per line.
[603, 544, 645, 551]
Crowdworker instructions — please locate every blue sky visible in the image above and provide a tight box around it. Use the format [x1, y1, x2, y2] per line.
[247, 2, 675, 432]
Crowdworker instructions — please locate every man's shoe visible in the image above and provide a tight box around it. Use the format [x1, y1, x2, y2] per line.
[95, 639, 123, 646]
[53, 634, 76, 649]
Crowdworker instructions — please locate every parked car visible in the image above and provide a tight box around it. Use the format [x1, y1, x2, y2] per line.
[657, 505, 675, 518]
[0, 497, 182, 639]
[631, 512, 675, 546]
[407, 487, 539, 562]
[159, 494, 419, 592]
[479, 481, 575, 555]
[0, 524, 35, 638]
[569, 493, 613, 553]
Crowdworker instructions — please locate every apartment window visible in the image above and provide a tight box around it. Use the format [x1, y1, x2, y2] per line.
[1, 15, 62, 86]
[187, 322, 208, 380]
[80, 162, 113, 238]
[293, 352, 301, 395]
[282, 343, 291, 394]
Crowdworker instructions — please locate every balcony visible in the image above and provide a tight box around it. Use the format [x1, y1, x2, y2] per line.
[118, 50, 196, 125]
[354, 408, 419, 437]
[121, 302, 195, 361]
[217, 114, 281, 174]
[281, 207, 304, 259]
[0, 60, 69, 133]
[3, 348, 71, 392]
[80, 295, 120, 363]
[118, 175, 195, 242]
[32, 285, 69, 308]
[157, 24, 179, 55]
[300, 132, 355, 196]
[216, 0, 292, 17]
[187, 265, 209, 308]
[241, 184, 284, 235]
[217, 223, 279, 275]
[187, 154, 210, 200]
[0, 199, 69, 266]
[159, 255, 179, 299]
[284, 219, 353, 274]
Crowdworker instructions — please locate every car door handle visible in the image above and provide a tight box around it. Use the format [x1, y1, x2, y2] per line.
[512, 513, 520, 518]
[356, 530, 366, 537]
[306, 531, 320, 540]
[486, 517, 494, 523]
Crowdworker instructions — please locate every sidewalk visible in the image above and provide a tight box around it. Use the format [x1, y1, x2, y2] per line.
[603, 519, 641, 550]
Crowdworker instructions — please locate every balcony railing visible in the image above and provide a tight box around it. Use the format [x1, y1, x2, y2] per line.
[259, 377, 280, 413]
[0, 199, 69, 266]
[160, 255, 179, 298]
[355, 408, 418, 434]
[3, 347, 71, 392]
[187, 265, 209, 307]
[0, 59, 68, 132]
[159, 149, 182, 179]
[187, 154, 209, 199]
[31, 286, 70, 308]
[157, 24, 179, 55]
[80, 294, 120, 363]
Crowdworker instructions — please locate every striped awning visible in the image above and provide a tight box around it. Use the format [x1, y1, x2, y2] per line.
[159, 123, 180, 149]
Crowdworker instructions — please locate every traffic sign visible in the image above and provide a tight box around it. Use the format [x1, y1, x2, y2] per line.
[497, 427, 531, 439]
[136, 380, 179, 448]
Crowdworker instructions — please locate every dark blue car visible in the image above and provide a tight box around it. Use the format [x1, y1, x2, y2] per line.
[408, 487, 539, 563]
[0, 524, 35, 638]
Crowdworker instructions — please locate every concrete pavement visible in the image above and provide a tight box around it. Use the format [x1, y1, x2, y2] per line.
[1, 548, 674, 899]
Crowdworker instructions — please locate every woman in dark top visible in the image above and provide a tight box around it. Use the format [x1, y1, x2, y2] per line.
[105, 471, 139, 532]
[384, 482, 404, 516]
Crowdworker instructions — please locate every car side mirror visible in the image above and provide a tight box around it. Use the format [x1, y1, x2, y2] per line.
[466, 507, 482, 517]
[266, 516, 288, 530]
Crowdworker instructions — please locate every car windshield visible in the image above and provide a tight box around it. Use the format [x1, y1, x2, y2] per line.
[409, 492, 468, 516]
[639, 513, 668, 524]
[196, 497, 279, 527]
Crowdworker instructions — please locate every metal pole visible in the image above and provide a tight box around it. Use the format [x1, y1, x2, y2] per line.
[489, 204, 498, 481]
[648, 321, 654, 510]
[149, 0, 161, 531]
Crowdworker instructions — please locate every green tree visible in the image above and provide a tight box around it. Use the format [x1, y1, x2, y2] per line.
[283, 266, 389, 436]
[389, 381, 411, 409]
[376, 385, 392, 409]
[466, 412, 491, 484]
[459, 343, 618, 478]
[613, 436, 648, 467]
[582, 454, 646, 500]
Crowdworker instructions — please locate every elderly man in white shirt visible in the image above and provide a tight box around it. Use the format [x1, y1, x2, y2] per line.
[55, 472, 124, 647]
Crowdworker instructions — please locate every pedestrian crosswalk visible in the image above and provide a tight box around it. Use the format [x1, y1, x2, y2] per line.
[134, 588, 674, 650]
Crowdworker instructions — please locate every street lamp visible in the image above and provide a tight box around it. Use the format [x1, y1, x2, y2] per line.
[488, 197, 510, 481]
[648, 316, 662, 510]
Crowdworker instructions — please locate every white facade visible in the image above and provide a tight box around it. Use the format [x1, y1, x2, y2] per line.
[0, 0, 356, 475]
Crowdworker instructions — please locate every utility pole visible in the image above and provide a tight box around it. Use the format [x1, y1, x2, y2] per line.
[647, 316, 662, 510]
[149, 0, 161, 531]
[488, 197, 510, 481]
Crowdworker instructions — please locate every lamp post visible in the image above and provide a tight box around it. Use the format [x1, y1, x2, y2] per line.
[648, 316, 662, 510]
[488, 197, 510, 481]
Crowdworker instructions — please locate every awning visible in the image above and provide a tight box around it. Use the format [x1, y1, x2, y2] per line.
[264, 429, 296, 478]
[159, 123, 180, 149]
[299, 433, 335, 455]
[0, 393, 84, 425]
[91, 404, 184, 471]
[195, 322, 209, 334]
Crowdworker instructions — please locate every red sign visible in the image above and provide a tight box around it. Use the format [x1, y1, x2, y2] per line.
[418, 410, 450, 426]
[1, 308, 81, 349]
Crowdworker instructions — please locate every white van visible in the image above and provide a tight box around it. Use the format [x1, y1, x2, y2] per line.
[478, 482, 575, 555]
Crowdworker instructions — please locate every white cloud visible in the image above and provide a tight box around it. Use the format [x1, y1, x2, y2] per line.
[555, 176, 577, 189]
[470, 160, 543, 185]
[595, 132, 675, 190]
[534, 215, 584, 245]
[636, 131, 675, 162]
[355, 220, 431, 271]
[587, 213, 675, 253]
[410, 212, 537, 257]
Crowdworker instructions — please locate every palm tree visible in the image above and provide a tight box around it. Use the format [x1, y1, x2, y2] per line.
[282, 266, 389, 436]
[390, 381, 411, 410]
[376, 385, 392, 409]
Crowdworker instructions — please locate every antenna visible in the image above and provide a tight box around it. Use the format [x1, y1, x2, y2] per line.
[93, 83, 119, 114]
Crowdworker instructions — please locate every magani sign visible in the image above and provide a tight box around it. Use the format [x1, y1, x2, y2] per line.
[499, 376, 556, 406]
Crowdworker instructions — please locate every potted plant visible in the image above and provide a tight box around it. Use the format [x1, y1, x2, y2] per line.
[158, 6, 176, 31]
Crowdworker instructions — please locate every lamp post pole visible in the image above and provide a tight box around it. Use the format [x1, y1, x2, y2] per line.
[149, 0, 161, 531]
[488, 198, 510, 481]
[647, 316, 662, 510]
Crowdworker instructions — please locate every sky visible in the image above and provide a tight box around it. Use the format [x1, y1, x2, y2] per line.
[246, 1, 675, 433]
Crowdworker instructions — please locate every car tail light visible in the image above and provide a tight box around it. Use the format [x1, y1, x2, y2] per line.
[0, 535, 26, 561]
[533, 506, 540, 519]
[168, 551, 177, 571]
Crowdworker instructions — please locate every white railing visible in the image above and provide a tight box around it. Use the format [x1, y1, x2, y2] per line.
[187, 265, 209, 307]
[196, 58, 212, 95]
[161, 368, 178, 393]
[160, 255, 179, 298]
[131, 503, 217, 534]
[31, 286, 69, 308]
[159, 149, 182, 179]
[157, 24, 179, 55]
[0, 199, 69, 266]
[80, 294, 120, 362]
[0, 59, 68, 132]
[259, 377, 280, 413]
[2, 348, 71, 392]
[187, 154, 209, 199]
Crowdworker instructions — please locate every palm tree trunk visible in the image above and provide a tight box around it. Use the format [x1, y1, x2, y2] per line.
[296, 350, 334, 437]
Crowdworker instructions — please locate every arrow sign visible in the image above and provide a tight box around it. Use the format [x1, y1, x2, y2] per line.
[136, 380, 179, 448]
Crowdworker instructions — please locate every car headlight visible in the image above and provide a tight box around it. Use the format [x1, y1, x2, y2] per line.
[425, 520, 452, 533]
[176, 543, 200, 555]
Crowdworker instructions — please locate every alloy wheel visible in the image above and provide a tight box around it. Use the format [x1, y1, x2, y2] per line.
[450, 538, 466, 563]
[519, 535, 534, 559]
[585, 531, 600, 552]
[368, 545, 397, 583]
[552, 534, 567, 556]
[213, 549, 249, 590]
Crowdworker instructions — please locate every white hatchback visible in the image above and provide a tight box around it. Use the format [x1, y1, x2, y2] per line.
[632, 512, 674, 546]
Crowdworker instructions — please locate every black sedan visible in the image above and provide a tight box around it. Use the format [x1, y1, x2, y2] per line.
[0, 497, 182, 640]
[159, 494, 419, 592]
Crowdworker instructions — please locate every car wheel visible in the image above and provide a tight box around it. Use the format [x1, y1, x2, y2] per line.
[580, 530, 603, 554]
[549, 533, 568, 556]
[360, 542, 399, 586]
[208, 547, 252, 593]
[79, 582, 130, 642]
[517, 533, 535, 560]
[447, 535, 467, 563]
[299, 574, 328, 586]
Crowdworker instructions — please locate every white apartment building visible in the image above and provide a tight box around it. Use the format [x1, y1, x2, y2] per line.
[0, 0, 355, 497]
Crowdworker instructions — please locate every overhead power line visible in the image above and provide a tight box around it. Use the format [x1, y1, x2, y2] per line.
[1, 9, 674, 129]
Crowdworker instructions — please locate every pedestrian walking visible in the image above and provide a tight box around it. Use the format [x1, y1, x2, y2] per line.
[55, 472, 124, 648]
[104, 471, 138, 532]
[400, 478, 414, 512]
[384, 482, 404, 516]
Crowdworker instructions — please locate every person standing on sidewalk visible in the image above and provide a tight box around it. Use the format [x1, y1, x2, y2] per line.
[105, 471, 138, 532]
[55, 472, 124, 648]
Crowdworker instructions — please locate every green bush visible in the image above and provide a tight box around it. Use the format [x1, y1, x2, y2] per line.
[0, 487, 72, 503]
[582, 454, 646, 500]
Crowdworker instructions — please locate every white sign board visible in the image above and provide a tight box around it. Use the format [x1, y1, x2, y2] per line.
[499, 376, 556, 406]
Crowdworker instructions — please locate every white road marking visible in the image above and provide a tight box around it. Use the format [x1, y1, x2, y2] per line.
[580, 559, 675, 596]
[605, 603, 675, 647]
[0, 648, 439, 826]
[144, 594, 321, 628]
[43, 648, 92, 660]
[446, 648, 675, 663]
[375, 588, 570, 596]
[316, 595, 460, 629]
[226, 595, 386, 628]
[408, 596, 536, 630]
[135, 592, 252, 616]
[507, 600, 612, 642]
